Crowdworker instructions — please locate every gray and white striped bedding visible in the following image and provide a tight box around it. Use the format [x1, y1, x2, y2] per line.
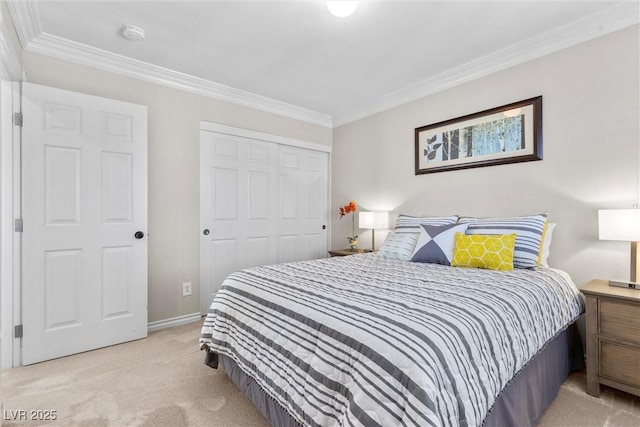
[200, 253, 584, 427]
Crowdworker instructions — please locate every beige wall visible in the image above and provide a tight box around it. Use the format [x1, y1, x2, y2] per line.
[332, 25, 640, 288]
[15, 24, 640, 323]
[22, 52, 332, 322]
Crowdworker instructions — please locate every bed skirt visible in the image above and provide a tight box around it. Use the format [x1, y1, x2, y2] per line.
[205, 351, 302, 427]
[204, 323, 583, 427]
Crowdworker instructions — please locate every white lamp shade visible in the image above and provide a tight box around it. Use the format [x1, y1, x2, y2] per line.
[359, 211, 389, 230]
[598, 209, 640, 241]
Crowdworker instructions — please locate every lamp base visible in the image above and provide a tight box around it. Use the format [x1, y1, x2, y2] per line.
[609, 280, 640, 290]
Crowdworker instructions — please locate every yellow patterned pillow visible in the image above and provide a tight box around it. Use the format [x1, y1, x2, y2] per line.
[451, 232, 516, 271]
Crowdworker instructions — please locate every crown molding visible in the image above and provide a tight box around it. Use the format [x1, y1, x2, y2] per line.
[5, 0, 40, 48]
[24, 33, 333, 127]
[0, 11, 22, 80]
[7, 1, 638, 128]
[333, 2, 640, 127]
[7, 0, 331, 125]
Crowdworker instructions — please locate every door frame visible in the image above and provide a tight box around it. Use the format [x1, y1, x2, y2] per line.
[198, 121, 332, 314]
[0, 81, 21, 369]
[200, 122, 333, 155]
[1, 3, 24, 369]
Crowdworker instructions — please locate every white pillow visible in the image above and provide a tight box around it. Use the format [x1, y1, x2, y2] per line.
[539, 222, 556, 267]
[378, 232, 419, 261]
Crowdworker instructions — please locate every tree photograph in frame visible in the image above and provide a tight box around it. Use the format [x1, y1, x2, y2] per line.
[415, 96, 542, 175]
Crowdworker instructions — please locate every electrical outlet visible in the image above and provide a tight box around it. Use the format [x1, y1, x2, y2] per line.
[182, 282, 192, 297]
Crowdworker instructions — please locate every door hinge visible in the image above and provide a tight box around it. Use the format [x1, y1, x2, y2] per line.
[13, 112, 23, 127]
[14, 324, 23, 339]
[14, 218, 23, 232]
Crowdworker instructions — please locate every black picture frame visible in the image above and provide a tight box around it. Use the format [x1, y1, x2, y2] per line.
[415, 96, 542, 175]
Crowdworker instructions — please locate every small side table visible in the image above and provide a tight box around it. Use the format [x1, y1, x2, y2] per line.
[582, 279, 640, 398]
[328, 248, 373, 257]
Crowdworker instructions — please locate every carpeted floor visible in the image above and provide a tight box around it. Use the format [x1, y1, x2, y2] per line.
[1, 320, 639, 427]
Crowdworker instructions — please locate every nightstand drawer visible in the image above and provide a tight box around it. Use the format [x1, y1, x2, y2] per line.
[600, 341, 640, 388]
[600, 300, 640, 344]
[583, 279, 640, 398]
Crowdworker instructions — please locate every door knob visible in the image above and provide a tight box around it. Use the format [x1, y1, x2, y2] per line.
[134, 231, 144, 239]
[203, 229, 210, 235]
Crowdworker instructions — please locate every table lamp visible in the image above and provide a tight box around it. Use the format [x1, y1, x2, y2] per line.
[598, 208, 640, 289]
[359, 211, 389, 251]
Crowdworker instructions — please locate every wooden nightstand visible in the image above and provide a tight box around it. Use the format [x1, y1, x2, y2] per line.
[582, 279, 640, 398]
[328, 248, 373, 257]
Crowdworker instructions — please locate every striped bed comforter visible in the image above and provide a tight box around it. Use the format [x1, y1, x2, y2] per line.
[199, 253, 584, 427]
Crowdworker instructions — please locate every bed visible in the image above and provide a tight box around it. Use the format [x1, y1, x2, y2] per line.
[199, 252, 584, 427]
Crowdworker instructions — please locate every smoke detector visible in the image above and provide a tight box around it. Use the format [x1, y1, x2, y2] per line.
[121, 24, 145, 41]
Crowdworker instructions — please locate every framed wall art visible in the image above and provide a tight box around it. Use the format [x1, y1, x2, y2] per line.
[415, 96, 542, 175]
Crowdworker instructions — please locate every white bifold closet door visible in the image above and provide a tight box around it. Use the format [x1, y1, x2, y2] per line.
[200, 129, 329, 314]
[21, 83, 148, 365]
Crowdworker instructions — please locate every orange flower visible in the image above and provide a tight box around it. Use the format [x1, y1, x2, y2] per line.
[339, 201, 357, 218]
[339, 200, 358, 240]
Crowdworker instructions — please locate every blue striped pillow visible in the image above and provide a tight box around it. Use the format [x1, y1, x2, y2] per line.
[393, 214, 459, 234]
[378, 232, 419, 261]
[459, 214, 548, 269]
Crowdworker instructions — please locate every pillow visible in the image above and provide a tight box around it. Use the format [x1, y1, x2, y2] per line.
[378, 232, 419, 261]
[451, 233, 516, 271]
[459, 213, 548, 269]
[411, 223, 469, 265]
[393, 214, 459, 234]
[539, 222, 556, 267]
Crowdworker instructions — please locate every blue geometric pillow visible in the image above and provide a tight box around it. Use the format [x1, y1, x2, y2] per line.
[411, 223, 470, 265]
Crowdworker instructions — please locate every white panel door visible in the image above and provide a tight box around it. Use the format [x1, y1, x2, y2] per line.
[200, 131, 278, 313]
[21, 83, 148, 365]
[277, 145, 328, 263]
[200, 130, 329, 313]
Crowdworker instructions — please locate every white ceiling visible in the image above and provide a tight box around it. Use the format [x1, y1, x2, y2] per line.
[8, 1, 640, 127]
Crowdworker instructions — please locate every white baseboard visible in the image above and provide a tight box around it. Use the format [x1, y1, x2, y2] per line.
[147, 312, 202, 333]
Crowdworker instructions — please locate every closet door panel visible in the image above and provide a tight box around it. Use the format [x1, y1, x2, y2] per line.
[200, 129, 328, 314]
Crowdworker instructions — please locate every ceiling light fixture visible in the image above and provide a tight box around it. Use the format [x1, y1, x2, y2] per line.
[121, 24, 145, 41]
[327, 1, 358, 18]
